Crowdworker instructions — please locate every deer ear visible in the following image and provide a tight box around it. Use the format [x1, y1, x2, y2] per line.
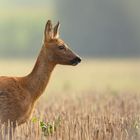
[53, 21, 60, 39]
[44, 20, 53, 42]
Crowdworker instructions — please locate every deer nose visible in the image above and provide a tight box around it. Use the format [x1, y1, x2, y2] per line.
[72, 57, 81, 63]
[71, 56, 81, 66]
[74, 56, 81, 63]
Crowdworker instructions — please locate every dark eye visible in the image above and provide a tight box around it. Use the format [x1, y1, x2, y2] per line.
[58, 46, 65, 50]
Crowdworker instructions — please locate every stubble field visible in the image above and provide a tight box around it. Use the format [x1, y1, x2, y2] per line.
[0, 58, 140, 140]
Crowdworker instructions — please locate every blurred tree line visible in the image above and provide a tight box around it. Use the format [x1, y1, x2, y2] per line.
[0, 0, 140, 58]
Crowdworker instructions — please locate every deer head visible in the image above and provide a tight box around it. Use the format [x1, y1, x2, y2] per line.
[43, 20, 81, 66]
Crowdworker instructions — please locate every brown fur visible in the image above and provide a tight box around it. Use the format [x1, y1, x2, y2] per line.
[0, 20, 81, 126]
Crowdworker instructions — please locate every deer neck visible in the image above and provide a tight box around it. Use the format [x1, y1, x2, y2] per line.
[25, 45, 56, 100]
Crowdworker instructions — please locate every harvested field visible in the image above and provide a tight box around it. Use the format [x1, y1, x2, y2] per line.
[1, 91, 140, 140]
[0, 59, 140, 140]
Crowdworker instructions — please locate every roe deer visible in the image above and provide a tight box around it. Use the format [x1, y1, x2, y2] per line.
[0, 20, 81, 127]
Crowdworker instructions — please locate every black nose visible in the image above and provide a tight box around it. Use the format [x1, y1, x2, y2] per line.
[70, 56, 81, 65]
[74, 57, 81, 63]
[71, 57, 81, 65]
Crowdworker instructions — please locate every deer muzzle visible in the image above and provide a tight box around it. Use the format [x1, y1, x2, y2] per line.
[70, 56, 81, 66]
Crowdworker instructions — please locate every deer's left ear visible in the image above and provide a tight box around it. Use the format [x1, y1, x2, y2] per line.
[44, 20, 53, 42]
[53, 21, 60, 39]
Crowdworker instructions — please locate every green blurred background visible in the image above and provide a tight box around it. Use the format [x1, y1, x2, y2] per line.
[0, 0, 140, 58]
[0, 0, 140, 93]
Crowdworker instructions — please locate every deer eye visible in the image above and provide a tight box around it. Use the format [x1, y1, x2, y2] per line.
[58, 46, 65, 50]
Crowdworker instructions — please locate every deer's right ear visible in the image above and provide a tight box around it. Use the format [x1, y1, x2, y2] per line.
[44, 20, 53, 42]
[53, 21, 60, 39]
